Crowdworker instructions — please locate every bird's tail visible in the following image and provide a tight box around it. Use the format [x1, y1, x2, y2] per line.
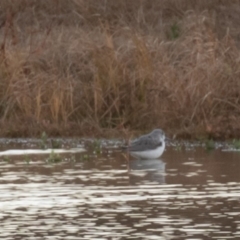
[121, 144, 129, 152]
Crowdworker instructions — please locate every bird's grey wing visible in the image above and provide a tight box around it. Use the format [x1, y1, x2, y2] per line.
[127, 135, 162, 152]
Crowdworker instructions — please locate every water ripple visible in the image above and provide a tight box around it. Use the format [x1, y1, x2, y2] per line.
[0, 146, 240, 239]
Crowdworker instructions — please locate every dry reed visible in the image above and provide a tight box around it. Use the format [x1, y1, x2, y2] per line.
[1, 0, 240, 139]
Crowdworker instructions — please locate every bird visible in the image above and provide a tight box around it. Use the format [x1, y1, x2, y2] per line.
[123, 129, 166, 159]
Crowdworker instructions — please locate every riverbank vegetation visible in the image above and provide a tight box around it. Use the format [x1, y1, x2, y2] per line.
[1, 0, 240, 139]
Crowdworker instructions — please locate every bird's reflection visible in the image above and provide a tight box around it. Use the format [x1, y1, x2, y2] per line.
[128, 159, 166, 184]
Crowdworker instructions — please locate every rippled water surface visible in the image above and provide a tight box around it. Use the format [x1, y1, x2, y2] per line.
[1, 139, 240, 239]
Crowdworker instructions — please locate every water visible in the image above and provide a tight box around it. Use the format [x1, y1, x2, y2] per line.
[0, 140, 240, 239]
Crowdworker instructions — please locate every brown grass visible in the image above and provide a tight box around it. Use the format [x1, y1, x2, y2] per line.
[1, 0, 240, 139]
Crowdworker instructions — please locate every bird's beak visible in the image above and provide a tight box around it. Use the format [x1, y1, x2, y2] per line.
[165, 137, 171, 142]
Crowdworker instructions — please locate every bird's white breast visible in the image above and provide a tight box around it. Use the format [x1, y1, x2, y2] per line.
[130, 141, 165, 159]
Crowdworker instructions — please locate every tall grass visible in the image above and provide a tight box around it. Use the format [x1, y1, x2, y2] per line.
[1, 0, 240, 138]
